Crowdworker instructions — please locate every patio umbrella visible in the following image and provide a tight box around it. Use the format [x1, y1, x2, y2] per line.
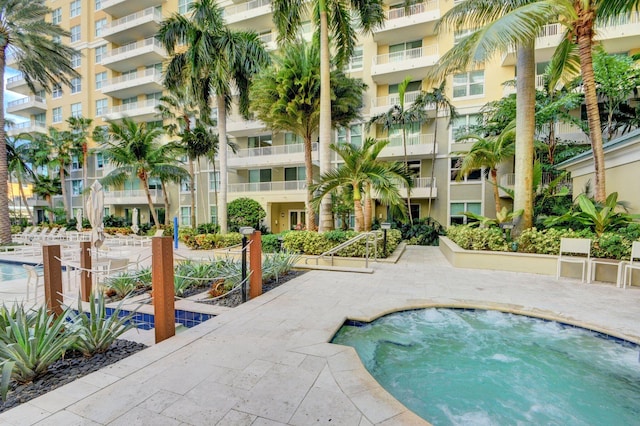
[76, 210, 82, 232]
[86, 181, 105, 249]
[131, 208, 139, 234]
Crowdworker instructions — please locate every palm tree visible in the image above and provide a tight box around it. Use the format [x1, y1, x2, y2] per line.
[250, 40, 366, 231]
[99, 119, 188, 227]
[32, 174, 61, 224]
[66, 116, 93, 207]
[6, 136, 36, 224]
[421, 82, 458, 218]
[159, 0, 270, 234]
[272, 0, 385, 232]
[455, 125, 516, 216]
[0, 0, 79, 242]
[148, 142, 190, 227]
[312, 138, 412, 232]
[367, 76, 430, 224]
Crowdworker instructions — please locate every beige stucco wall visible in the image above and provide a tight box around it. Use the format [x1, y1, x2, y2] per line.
[572, 162, 640, 214]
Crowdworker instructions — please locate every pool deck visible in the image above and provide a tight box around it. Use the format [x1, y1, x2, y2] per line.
[1, 245, 640, 425]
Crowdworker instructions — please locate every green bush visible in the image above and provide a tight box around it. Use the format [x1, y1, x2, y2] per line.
[104, 215, 127, 227]
[197, 222, 219, 234]
[447, 226, 510, 252]
[399, 218, 445, 246]
[281, 230, 401, 258]
[516, 227, 594, 255]
[183, 232, 243, 250]
[227, 198, 266, 232]
[262, 234, 283, 253]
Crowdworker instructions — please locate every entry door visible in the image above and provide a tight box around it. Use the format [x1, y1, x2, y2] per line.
[289, 210, 306, 230]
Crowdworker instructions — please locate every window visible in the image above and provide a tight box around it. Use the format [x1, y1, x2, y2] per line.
[209, 172, 220, 191]
[71, 155, 81, 170]
[71, 78, 81, 94]
[180, 207, 191, 226]
[450, 202, 481, 225]
[179, 0, 195, 14]
[96, 98, 107, 115]
[71, 103, 82, 118]
[248, 134, 272, 148]
[72, 180, 83, 196]
[248, 169, 272, 183]
[34, 113, 46, 127]
[95, 72, 107, 89]
[52, 84, 62, 99]
[453, 70, 484, 98]
[71, 53, 81, 68]
[450, 157, 482, 182]
[284, 166, 306, 182]
[52, 8, 62, 24]
[95, 0, 103, 11]
[148, 178, 162, 190]
[180, 179, 192, 193]
[146, 120, 163, 129]
[95, 45, 107, 64]
[451, 114, 481, 140]
[210, 206, 217, 224]
[389, 80, 421, 105]
[146, 92, 162, 101]
[96, 152, 104, 169]
[389, 40, 422, 62]
[53, 107, 62, 123]
[337, 124, 363, 146]
[70, 0, 81, 17]
[52, 35, 61, 44]
[122, 96, 137, 105]
[346, 46, 363, 71]
[70, 25, 81, 43]
[284, 133, 303, 145]
[453, 29, 473, 45]
[103, 207, 110, 217]
[95, 18, 107, 37]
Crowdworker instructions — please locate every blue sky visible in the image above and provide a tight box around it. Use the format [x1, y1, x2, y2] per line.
[4, 67, 28, 125]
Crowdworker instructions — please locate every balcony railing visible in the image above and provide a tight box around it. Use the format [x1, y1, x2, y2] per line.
[225, 0, 271, 17]
[386, 133, 435, 147]
[372, 91, 432, 109]
[7, 121, 47, 133]
[396, 177, 436, 189]
[104, 98, 160, 114]
[372, 45, 438, 66]
[228, 180, 306, 193]
[500, 173, 572, 192]
[7, 96, 46, 108]
[104, 37, 163, 59]
[6, 73, 25, 85]
[230, 142, 317, 158]
[386, 0, 439, 20]
[105, 68, 163, 85]
[104, 188, 163, 201]
[104, 7, 162, 31]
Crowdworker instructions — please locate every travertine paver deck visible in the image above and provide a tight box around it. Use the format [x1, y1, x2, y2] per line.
[1, 245, 640, 425]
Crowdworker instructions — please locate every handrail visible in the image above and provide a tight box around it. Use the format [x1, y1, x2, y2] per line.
[306, 231, 381, 268]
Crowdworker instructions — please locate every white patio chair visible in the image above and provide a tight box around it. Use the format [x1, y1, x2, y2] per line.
[23, 264, 44, 302]
[622, 241, 640, 289]
[556, 237, 592, 282]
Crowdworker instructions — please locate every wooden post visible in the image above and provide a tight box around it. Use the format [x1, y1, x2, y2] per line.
[80, 241, 92, 302]
[152, 236, 175, 343]
[42, 244, 63, 317]
[249, 231, 262, 299]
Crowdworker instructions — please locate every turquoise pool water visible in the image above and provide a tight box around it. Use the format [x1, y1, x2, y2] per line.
[0, 262, 33, 282]
[332, 309, 640, 425]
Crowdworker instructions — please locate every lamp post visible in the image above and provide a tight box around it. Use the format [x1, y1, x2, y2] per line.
[239, 227, 255, 303]
[381, 222, 391, 257]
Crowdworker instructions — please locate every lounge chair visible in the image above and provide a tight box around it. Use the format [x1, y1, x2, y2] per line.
[622, 241, 640, 289]
[556, 237, 591, 282]
[23, 264, 44, 302]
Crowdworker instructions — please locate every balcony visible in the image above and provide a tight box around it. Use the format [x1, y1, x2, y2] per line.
[599, 12, 640, 52]
[377, 134, 437, 160]
[101, 69, 164, 98]
[401, 177, 437, 198]
[101, 38, 167, 72]
[374, 0, 440, 44]
[371, 45, 439, 84]
[6, 72, 43, 96]
[228, 143, 318, 169]
[502, 23, 564, 66]
[7, 96, 46, 116]
[499, 173, 571, 198]
[370, 90, 435, 116]
[102, 0, 163, 19]
[224, 0, 272, 29]
[101, 7, 163, 45]
[104, 189, 163, 205]
[6, 121, 47, 137]
[101, 99, 161, 122]
[26, 195, 49, 208]
[227, 180, 307, 203]
[226, 117, 266, 137]
[258, 31, 278, 51]
[537, 122, 588, 143]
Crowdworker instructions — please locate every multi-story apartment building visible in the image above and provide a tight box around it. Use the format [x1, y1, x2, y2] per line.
[7, 0, 640, 230]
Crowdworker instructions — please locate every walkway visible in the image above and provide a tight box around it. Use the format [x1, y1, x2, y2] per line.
[1, 246, 640, 425]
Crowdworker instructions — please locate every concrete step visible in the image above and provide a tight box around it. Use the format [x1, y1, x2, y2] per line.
[295, 264, 374, 274]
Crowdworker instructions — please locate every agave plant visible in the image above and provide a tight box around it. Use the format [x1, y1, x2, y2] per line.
[0, 303, 37, 343]
[67, 292, 138, 357]
[104, 273, 137, 299]
[263, 251, 300, 283]
[0, 304, 75, 390]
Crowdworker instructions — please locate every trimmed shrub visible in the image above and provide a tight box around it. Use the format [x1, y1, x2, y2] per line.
[227, 198, 266, 232]
[516, 227, 594, 255]
[183, 232, 243, 250]
[399, 218, 445, 246]
[282, 229, 401, 258]
[447, 226, 510, 252]
[197, 222, 220, 234]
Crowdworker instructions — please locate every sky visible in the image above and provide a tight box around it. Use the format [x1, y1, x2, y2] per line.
[4, 66, 29, 125]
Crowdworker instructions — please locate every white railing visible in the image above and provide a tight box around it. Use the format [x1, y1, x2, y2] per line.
[538, 23, 562, 39]
[536, 74, 546, 88]
[105, 99, 160, 114]
[228, 180, 306, 193]
[104, 189, 162, 198]
[500, 173, 515, 187]
[398, 177, 436, 189]
[386, 0, 438, 20]
[230, 142, 317, 158]
[104, 7, 162, 31]
[6, 73, 25, 84]
[7, 96, 46, 108]
[373, 45, 438, 65]
[385, 133, 435, 147]
[8, 121, 47, 132]
[259, 32, 274, 43]
[225, 0, 271, 16]
[601, 11, 640, 27]
[105, 68, 163, 86]
[104, 37, 164, 59]
[372, 90, 424, 108]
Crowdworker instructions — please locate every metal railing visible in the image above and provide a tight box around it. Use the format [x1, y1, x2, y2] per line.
[306, 231, 380, 268]
[372, 90, 423, 108]
[104, 68, 163, 86]
[384, 133, 435, 147]
[398, 177, 436, 189]
[373, 45, 438, 66]
[8, 121, 47, 132]
[7, 96, 46, 108]
[104, 189, 163, 198]
[6, 73, 25, 84]
[225, 0, 271, 16]
[104, 37, 164, 59]
[386, 0, 439, 20]
[228, 180, 306, 193]
[104, 99, 160, 114]
[104, 6, 162, 31]
[230, 142, 317, 158]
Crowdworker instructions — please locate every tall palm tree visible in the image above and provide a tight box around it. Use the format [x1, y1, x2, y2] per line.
[250, 40, 366, 231]
[100, 119, 188, 227]
[421, 82, 458, 218]
[66, 116, 93, 207]
[312, 138, 412, 232]
[32, 127, 73, 219]
[273, 0, 385, 232]
[433, 0, 561, 232]
[0, 0, 79, 242]
[455, 124, 516, 216]
[159, 0, 270, 234]
[32, 174, 61, 224]
[147, 142, 190, 227]
[6, 136, 36, 224]
[367, 76, 430, 224]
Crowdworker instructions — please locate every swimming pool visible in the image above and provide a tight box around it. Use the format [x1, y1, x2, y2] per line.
[332, 308, 640, 425]
[0, 262, 36, 282]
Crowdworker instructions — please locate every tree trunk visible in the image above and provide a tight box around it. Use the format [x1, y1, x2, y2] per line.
[318, 3, 334, 232]
[83, 143, 88, 222]
[0, 49, 10, 243]
[427, 105, 439, 218]
[46, 196, 54, 223]
[141, 174, 160, 227]
[59, 163, 70, 220]
[189, 158, 196, 227]
[162, 181, 170, 227]
[402, 127, 413, 224]
[363, 187, 373, 231]
[352, 185, 364, 232]
[513, 42, 536, 235]
[304, 135, 317, 231]
[548, 119, 556, 165]
[576, 16, 606, 202]
[17, 175, 34, 225]
[217, 97, 229, 234]
[212, 159, 219, 228]
[491, 169, 501, 216]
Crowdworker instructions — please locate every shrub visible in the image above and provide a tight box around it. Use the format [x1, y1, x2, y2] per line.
[262, 251, 300, 282]
[516, 227, 594, 255]
[281, 230, 401, 258]
[104, 215, 127, 227]
[446, 226, 510, 252]
[227, 198, 266, 232]
[261, 234, 283, 253]
[197, 222, 219, 234]
[182, 232, 243, 250]
[104, 227, 133, 236]
[399, 218, 445, 246]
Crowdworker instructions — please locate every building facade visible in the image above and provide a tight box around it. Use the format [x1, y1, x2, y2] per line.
[7, 0, 640, 230]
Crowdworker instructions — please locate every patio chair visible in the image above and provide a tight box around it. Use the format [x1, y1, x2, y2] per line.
[622, 241, 640, 289]
[23, 264, 44, 302]
[556, 237, 592, 282]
